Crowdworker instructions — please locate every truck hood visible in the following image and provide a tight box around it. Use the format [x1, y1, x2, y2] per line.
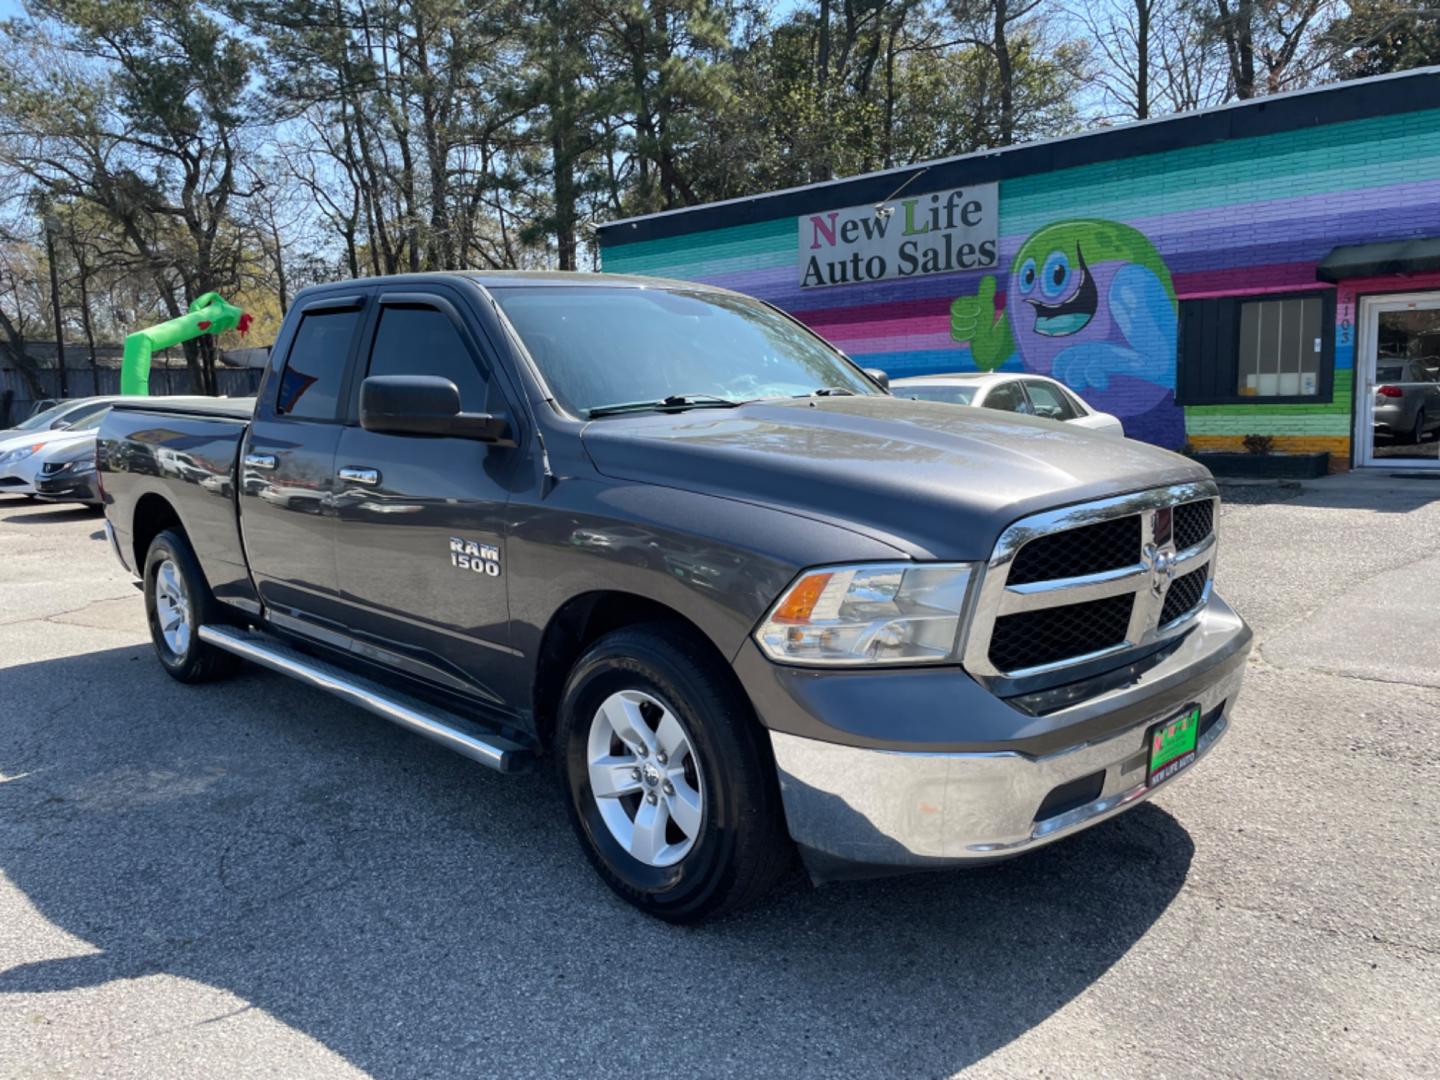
[580, 396, 1212, 559]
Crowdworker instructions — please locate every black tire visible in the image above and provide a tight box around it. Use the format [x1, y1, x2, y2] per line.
[556, 623, 792, 924]
[143, 528, 239, 683]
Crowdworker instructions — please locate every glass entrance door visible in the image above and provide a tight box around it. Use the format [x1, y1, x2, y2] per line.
[1357, 294, 1440, 467]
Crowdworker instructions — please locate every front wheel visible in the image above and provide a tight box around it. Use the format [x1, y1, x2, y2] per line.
[143, 528, 239, 683]
[556, 624, 792, 923]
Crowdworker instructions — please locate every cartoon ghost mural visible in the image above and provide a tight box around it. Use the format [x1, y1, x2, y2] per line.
[950, 220, 1185, 448]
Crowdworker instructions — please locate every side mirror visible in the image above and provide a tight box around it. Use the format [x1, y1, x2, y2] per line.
[864, 367, 890, 392]
[360, 375, 514, 445]
[51, 420, 73, 430]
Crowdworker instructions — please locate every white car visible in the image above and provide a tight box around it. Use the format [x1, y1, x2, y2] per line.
[0, 406, 116, 496]
[0, 396, 125, 441]
[891, 372, 1125, 436]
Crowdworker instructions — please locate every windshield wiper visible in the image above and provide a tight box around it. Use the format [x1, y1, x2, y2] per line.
[587, 394, 745, 418]
[792, 387, 857, 398]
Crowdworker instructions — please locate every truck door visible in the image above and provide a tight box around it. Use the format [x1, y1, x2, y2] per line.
[239, 294, 366, 630]
[331, 286, 522, 705]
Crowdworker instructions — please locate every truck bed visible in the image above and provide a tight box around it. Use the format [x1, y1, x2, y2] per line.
[109, 395, 257, 420]
[98, 399, 257, 613]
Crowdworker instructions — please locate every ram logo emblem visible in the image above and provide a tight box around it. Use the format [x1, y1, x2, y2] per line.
[449, 537, 501, 577]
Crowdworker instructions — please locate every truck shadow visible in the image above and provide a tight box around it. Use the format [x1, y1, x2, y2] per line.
[0, 500, 103, 524]
[0, 645, 1194, 1078]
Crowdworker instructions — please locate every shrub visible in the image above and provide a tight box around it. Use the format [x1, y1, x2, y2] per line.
[1242, 433, 1274, 455]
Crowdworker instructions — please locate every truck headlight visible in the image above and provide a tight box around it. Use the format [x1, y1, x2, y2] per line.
[755, 562, 977, 666]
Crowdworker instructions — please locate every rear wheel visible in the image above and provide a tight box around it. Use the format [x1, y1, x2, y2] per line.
[143, 528, 238, 683]
[557, 623, 792, 923]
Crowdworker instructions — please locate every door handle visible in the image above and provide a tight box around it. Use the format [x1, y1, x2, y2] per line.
[338, 466, 381, 486]
[243, 453, 277, 471]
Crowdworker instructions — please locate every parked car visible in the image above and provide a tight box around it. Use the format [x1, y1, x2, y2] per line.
[893, 372, 1126, 435]
[0, 395, 122, 441]
[0, 407, 114, 497]
[1372, 358, 1440, 444]
[33, 438, 103, 507]
[25, 398, 60, 418]
[1, 397, 224, 498]
[99, 271, 1250, 923]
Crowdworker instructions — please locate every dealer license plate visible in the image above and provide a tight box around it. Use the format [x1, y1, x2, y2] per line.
[1147, 706, 1201, 788]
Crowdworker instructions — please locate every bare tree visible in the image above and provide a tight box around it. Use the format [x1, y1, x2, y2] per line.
[1210, 0, 1342, 98]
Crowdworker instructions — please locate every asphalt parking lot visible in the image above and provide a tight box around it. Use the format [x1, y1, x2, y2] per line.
[2, 479, 1438, 1079]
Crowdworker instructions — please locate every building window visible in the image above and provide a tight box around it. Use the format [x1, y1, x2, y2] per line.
[1237, 296, 1323, 397]
[1178, 290, 1334, 406]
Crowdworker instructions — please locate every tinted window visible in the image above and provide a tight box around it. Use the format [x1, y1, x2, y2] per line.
[492, 286, 877, 416]
[367, 305, 490, 409]
[982, 382, 1029, 414]
[68, 406, 112, 433]
[277, 310, 360, 418]
[899, 385, 978, 405]
[1023, 380, 1078, 421]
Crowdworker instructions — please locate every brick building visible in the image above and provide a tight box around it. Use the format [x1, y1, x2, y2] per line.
[598, 67, 1440, 470]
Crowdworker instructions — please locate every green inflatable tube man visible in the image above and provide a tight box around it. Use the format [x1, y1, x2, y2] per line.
[120, 291, 252, 395]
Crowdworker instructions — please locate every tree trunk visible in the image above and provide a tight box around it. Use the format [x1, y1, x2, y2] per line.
[1135, 0, 1151, 119]
[995, 0, 1016, 144]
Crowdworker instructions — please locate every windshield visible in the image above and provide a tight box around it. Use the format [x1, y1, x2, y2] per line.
[491, 286, 880, 416]
[15, 401, 74, 431]
[897, 384, 978, 406]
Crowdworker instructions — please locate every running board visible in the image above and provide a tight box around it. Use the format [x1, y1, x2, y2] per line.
[197, 624, 533, 773]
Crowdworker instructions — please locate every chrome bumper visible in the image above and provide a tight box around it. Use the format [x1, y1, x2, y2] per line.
[770, 653, 1244, 881]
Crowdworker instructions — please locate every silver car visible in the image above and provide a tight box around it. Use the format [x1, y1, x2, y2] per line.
[1373, 358, 1440, 444]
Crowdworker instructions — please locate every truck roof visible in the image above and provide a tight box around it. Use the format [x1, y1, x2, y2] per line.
[295, 269, 736, 297]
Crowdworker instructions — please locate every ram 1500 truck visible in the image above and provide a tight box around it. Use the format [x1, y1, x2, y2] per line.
[98, 271, 1251, 923]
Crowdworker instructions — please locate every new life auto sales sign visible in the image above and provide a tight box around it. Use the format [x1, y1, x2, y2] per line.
[797, 184, 999, 288]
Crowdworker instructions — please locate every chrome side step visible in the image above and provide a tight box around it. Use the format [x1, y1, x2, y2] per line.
[197, 624, 532, 773]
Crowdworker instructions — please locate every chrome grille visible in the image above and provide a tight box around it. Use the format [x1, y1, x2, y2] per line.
[989, 593, 1134, 672]
[1007, 515, 1141, 585]
[1173, 500, 1213, 551]
[1160, 566, 1209, 626]
[966, 481, 1220, 679]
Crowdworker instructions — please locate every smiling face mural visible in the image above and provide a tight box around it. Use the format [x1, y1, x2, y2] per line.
[950, 220, 1184, 447]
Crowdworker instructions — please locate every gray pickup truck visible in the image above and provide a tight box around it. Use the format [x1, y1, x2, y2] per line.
[97, 271, 1251, 922]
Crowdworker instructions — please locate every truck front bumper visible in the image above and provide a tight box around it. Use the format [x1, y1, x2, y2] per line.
[747, 596, 1251, 882]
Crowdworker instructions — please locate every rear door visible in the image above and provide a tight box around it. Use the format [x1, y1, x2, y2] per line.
[239, 293, 367, 630]
[330, 285, 524, 704]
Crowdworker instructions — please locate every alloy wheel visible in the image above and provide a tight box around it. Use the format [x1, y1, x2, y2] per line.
[154, 558, 192, 656]
[586, 689, 704, 868]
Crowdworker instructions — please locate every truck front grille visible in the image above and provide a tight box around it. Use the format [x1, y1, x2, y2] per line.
[1173, 499, 1213, 551]
[1160, 566, 1209, 625]
[966, 482, 1220, 679]
[1007, 515, 1141, 584]
[989, 593, 1134, 672]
